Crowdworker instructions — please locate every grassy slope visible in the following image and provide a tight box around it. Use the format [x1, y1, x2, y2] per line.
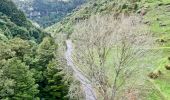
[47, 0, 170, 99]
[46, 0, 140, 36]
[143, 0, 170, 99]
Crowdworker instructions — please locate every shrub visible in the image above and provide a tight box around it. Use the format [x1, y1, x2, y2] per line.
[148, 70, 161, 79]
[165, 65, 170, 70]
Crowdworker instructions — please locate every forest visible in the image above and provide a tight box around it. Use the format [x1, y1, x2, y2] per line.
[0, 0, 69, 99]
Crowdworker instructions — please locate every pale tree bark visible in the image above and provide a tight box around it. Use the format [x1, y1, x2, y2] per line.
[70, 14, 158, 100]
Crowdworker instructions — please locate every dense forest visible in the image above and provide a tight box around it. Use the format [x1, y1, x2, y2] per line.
[0, 0, 69, 99]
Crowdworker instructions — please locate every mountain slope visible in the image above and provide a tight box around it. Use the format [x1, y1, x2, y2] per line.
[47, 0, 170, 99]
[13, 0, 86, 27]
[143, 0, 170, 99]
[46, 0, 141, 36]
[0, 0, 46, 42]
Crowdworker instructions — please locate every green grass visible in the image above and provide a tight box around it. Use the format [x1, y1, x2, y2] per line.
[150, 57, 170, 99]
[144, 0, 170, 45]
[143, 0, 170, 99]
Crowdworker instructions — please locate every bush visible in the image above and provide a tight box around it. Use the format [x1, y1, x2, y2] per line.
[148, 70, 161, 79]
[165, 65, 170, 70]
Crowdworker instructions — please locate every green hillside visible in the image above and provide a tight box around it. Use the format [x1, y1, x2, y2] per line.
[13, 0, 86, 27]
[47, 0, 141, 36]
[143, 1, 170, 99]
[0, 0, 69, 99]
[47, 0, 170, 99]
[0, 0, 45, 42]
[47, 0, 170, 39]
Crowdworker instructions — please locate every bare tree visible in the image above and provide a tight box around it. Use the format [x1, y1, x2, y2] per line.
[70, 14, 158, 100]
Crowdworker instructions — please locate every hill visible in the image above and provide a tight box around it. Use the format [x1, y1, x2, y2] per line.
[47, 0, 170, 99]
[46, 0, 141, 36]
[13, 0, 86, 27]
[0, 0, 46, 42]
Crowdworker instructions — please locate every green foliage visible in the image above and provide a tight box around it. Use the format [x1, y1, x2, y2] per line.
[0, 0, 69, 99]
[10, 26, 30, 39]
[36, 37, 57, 66]
[0, 58, 39, 100]
[0, 33, 8, 41]
[0, 36, 69, 99]
[0, 41, 15, 60]
[0, 38, 31, 60]
[35, 37, 69, 99]
[9, 38, 31, 57]
[0, 13, 45, 42]
[43, 60, 69, 100]
[0, 0, 46, 42]
[0, 0, 27, 26]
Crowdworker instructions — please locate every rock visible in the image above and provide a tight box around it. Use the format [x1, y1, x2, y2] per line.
[141, 9, 147, 16]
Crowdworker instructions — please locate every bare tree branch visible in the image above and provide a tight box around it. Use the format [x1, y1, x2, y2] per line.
[70, 14, 158, 100]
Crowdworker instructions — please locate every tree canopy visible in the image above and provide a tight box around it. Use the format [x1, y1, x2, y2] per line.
[0, 0, 69, 99]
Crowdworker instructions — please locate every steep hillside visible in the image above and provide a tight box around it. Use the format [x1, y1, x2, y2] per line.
[0, 0, 69, 99]
[143, 0, 170, 99]
[0, 0, 46, 42]
[47, 0, 170, 38]
[47, 0, 170, 99]
[14, 0, 86, 27]
[47, 0, 141, 36]
[47, 0, 170, 49]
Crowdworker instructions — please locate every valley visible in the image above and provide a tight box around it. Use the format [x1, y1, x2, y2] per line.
[0, 0, 170, 100]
